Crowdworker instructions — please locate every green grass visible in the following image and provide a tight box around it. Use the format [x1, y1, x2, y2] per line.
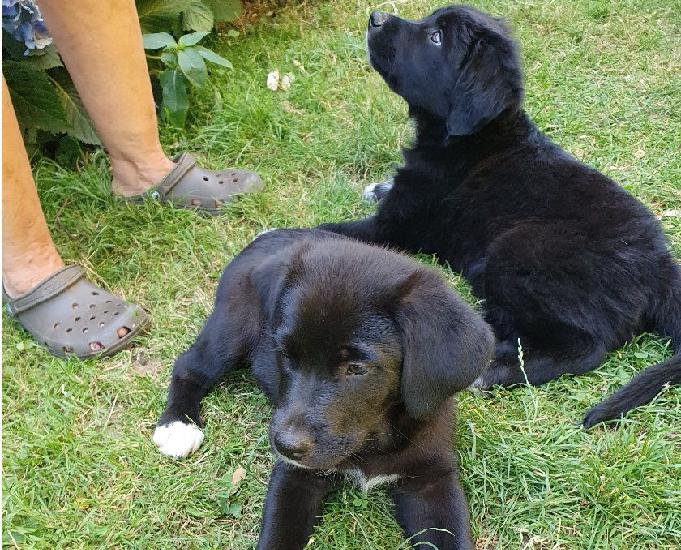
[3, 0, 681, 548]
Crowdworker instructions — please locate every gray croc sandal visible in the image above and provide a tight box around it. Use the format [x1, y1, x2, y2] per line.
[126, 153, 263, 216]
[4, 265, 150, 359]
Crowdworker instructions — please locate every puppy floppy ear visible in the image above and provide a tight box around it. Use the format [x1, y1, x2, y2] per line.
[446, 31, 522, 137]
[393, 270, 494, 419]
[251, 241, 312, 323]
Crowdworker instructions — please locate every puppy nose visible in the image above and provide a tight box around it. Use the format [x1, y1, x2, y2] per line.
[273, 428, 314, 461]
[369, 11, 390, 27]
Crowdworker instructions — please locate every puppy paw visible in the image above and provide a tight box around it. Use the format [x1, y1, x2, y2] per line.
[470, 361, 524, 389]
[362, 180, 393, 203]
[469, 375, 490, 390]
[152, 421, 204, 459]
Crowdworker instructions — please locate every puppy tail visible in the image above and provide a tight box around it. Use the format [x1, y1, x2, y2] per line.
[582, 268, 681, 428]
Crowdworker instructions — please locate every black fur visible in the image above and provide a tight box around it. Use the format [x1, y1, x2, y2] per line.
[156, 229, 494, 549]
[320, 5, 681, 427]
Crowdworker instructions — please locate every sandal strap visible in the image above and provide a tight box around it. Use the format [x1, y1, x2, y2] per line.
[7, 265, 84, 315]
[154, 153, 197, 197]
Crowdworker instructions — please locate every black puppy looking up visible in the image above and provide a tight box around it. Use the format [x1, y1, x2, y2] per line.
[153, 229, 494, 550]
[320, 6, 681, 427]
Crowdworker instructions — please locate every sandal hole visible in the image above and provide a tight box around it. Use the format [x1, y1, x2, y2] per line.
[89, 341, 105, 352]
[53, 322, 60, 329]
[99, 321, 105, 327]
[89, 304, 96, 309]
[72, 302, 79, 309]
[63, 345, 74, 353]
[91, 291, 99, 296]
[202, 176, 209, 182]
[82, 327, 88, 333]
[90, 315, 96, 320]
[117, 326, 131, 339]
[66, 328, 73, 333]
[75, 316, 81, 322]
[114, 312, 119, 316]
[218, 180, 224, 184]
[233, 178, 238, 183]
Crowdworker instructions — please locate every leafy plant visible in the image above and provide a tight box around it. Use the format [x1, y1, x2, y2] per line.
[136, 0, 242, 34]
[2, 0, 98, 148]
[143, 31, 232, 127]
[215, 466, 247, 518]
[2, 0, 243, 153]
[2, 41, 100, 146]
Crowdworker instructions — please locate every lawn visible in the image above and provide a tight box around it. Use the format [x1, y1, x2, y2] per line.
[3, 0, 680, 548]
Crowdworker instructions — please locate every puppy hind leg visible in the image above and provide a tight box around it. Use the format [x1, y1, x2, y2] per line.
[317, 215, 380, 243]
[473, 336, 606, 389]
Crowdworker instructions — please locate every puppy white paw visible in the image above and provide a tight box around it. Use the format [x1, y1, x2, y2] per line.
[152, 421, 204, 459]
[362, 180, 393, 203]
[469, 375, 486, 389]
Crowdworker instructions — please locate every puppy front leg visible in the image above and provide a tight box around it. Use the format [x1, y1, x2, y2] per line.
[392, 471, 474, 550]
[154, 275, 262, 459]
[152, 346, 225, 459]
[256, 461, 335, 550]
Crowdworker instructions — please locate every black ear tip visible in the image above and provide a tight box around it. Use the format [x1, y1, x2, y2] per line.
[282, 240, 314, 287]
[391, 269, 426, 304]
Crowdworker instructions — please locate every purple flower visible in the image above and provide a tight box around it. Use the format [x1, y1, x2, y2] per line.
[2, 0, 52, 55]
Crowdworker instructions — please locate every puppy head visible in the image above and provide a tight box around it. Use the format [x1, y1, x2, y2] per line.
[268, 240, 494, 470]
[367, 5, 523, 136]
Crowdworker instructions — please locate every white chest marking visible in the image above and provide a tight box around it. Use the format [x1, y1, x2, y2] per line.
[344, 469, 401, 492]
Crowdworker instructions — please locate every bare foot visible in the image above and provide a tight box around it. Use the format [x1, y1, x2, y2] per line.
[3, 248, 65, 299]
[110, 155, 175, 197]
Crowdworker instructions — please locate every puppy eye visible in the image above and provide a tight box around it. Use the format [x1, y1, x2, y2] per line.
[430, 30, 442, 45]
[346, 363, 368, 376]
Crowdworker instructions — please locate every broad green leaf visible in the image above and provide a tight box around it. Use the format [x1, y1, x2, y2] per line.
[136, 0, 190, 18]
[24, 45, 63, 70]
[50, 77, 101, 145]
[161, 51, 178, 66]
[228, 502, 243, 518]
[143, 32, 177, 50]
[178, 31, 208, 47]
[159, 68, 189, 127]
[3, 61, 67, 134]
[177, 48, 208, 87]
[205, 0, 242, 22]
[1, 29, 25, 60]
[195, 46, 232, 68]
[182, 0, 214, 32]
[136, 0, 190, 33]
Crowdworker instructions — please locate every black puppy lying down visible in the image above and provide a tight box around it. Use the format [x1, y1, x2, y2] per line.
[153, 229, 493, 549]
[321, 6, 681, 427]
